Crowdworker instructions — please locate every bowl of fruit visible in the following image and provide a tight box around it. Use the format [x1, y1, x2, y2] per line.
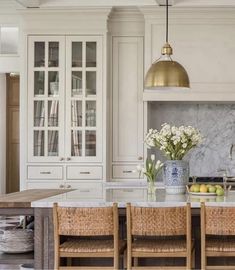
[186, 184, 226, 196]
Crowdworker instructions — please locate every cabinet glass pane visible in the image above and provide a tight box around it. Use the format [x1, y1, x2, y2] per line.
[86, 101, 96, 127]
[48, 71, 59, 97]
[71, 130, 82, 156]
[34, 42, 45, 67]
[34, 71, 45, 96]
[71, 100, 82, 127]
[48, 100, 59, 127]
[34, 130, 44, 156]
[72, 71, 82, 96]
[86, 71, 96, 95]
[85, 130, 96, 156]
[72, 42, 82, 67]
[48, 130, 59, 156]
[86, 42, 96, 67]
[34, 101, 45, 127]
[48, 42, 59, 67]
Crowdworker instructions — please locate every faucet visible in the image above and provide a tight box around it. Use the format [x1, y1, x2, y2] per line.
[230, 144, 235, 160]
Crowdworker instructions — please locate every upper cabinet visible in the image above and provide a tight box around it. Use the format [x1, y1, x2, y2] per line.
[112, 36, 144, 163]
[28, 35, 103, 163]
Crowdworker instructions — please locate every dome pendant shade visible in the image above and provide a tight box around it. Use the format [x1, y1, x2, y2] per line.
[144, 0, 190, 90]
[145, 59, 190, 89]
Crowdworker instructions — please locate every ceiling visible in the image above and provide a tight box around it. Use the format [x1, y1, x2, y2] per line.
[0, 0, 235, 10]
[4, 0, 235, 9]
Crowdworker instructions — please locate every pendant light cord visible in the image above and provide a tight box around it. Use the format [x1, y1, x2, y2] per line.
[166, 0, 168, 43]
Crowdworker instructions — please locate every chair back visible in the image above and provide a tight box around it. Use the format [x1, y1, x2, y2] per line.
[127, 204, 190, 236]
[53, 203, 117, 236]
[202, 204, 235, 235]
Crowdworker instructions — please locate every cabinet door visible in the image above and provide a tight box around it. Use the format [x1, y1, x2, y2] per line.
[65, 36, 102, 162]
[112, 37, 144, 162]
[28, 36, 65, 162]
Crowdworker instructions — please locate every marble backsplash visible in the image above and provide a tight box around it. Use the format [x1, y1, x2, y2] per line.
[149, 102, 235, 177]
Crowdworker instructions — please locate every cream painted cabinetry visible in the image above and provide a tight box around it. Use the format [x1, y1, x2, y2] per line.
[25, 35, 104, 197]
[112, 36, 144, 180]
[28, 35, 102, 163]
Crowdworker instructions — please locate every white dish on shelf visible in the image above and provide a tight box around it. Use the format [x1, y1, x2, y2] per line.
[188, 191, 217, 196]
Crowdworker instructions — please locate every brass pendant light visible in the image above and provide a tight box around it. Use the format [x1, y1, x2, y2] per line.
[145, 0, 190, 90]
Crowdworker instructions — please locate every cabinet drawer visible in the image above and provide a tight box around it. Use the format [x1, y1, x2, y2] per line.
[65, 183, 103, 199]
[26, 181, 63, 189]
[27, 166, 63, 180]
[67, 166, 102, 180]
[112, 165, 142, 179]
[112, 189, 145, 201]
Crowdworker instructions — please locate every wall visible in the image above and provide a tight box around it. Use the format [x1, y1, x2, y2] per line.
[0, 74, 6, 193]
[149, 102, 235, 177]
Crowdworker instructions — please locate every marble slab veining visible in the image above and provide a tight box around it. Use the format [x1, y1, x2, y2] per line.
[149, 103, 235, 177]
[31, 188, 235, 208]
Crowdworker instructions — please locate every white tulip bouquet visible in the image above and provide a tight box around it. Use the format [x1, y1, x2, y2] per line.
[145, 123, 203, 160]
[137, 154, 163, 182]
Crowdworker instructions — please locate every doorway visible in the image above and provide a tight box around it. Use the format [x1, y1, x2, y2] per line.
[6, 73, 19, 193]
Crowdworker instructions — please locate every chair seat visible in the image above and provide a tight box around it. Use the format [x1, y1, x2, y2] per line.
[206, 238, 235, 252]
[60, 239, 126, 253]
[132, 238, 187, 253]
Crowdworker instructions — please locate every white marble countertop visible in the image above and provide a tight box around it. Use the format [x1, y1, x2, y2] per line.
[104, 181, 165, 189]
[31, 183, 235, 208]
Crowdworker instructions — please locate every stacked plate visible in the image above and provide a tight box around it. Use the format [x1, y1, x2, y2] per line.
[0, 229, 34, 253]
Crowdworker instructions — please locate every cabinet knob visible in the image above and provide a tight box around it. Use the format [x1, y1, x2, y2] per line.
[138, 156, 143, 160]
[59, 184, 64, 188]
[66, 157, 71, 161]
[66, 185, 71, 189]
[60, 157, 64, 161]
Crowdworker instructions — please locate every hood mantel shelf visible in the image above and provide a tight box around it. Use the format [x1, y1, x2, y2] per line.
[143, 87, 235, 102]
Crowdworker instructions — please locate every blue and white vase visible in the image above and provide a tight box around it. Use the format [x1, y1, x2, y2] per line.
[163, 160, 189, 194]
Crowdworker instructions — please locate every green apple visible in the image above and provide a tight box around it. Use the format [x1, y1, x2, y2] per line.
[208, 186, 216, 193]
[200, 184, 208, 193]
[193, 184, 200, 193]
[216, 188, 224, 196]
[189, 185, 195, 192]
[215, 185, 222, 189]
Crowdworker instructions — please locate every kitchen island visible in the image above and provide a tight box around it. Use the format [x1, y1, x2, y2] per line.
[1, 185, 235, 269]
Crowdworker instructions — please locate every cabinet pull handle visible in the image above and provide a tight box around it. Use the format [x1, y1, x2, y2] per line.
[79, 189, 90, 193]
[66, 157, 71, 161]
[66, 185, 71, 188]
[123, 170, 133, 173]
[80, 172, 91, 174]
[123, 189, 134, 193]
[60, 157, 64, 161]
[59, 184, 64, 188]
[138, 156, 143, 160]
[40, 171, 51, 174]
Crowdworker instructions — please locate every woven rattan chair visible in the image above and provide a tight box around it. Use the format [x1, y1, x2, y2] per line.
[53, 203, 126, 270]
[201, 202, 235, 270]
[126, 203, 193, 270]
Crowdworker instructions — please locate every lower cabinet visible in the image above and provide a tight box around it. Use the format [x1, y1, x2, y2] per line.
[26, 165, 103, 199]
[112, 165, 143, 179]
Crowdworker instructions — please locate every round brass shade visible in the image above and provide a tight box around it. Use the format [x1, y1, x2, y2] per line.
[145, 60, 190, 89]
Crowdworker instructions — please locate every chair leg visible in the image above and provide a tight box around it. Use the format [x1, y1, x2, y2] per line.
[201, 252, 206, 270]
[133, 257, 138, 267]
[127, 251, 132, 270]
[114, 253, 119, 270]
[123, 250, 127, 269]
[191, 248, 195, 269]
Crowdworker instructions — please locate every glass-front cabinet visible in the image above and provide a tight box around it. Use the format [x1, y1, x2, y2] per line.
[28, 35, 102, 162]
